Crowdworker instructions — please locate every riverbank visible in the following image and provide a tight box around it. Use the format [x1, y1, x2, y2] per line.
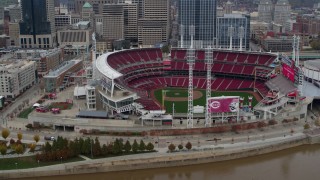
[0, 133, 311, 180]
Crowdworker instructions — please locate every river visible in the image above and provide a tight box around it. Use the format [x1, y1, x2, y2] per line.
[24, 144, 320, 180]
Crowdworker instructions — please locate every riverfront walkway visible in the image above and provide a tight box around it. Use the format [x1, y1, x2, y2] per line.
[0, 132, 308, 179]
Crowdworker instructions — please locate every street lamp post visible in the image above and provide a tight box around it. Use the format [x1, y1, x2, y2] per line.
[91, 138, 93, 158]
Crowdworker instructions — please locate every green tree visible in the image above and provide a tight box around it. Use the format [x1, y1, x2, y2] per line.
[124, 140, 132, 153]
[107, 143, 113, 154]
[112, 139, 121, 155]
[139, 140, 146, 151]
[15, 144, 24, 155]
[44, 142, 52, 152]
[132, 140, 139, 153]
[168, 143, 176, 152]
[29, 143, 36, 153]
[178, 144, 183, 150]
[185, 142, 192, 150]
[146, 142, 154, 151]
[33, 134, 40, 144]
[1, 128, 10, 140]
[81, 138, 91, 155]
[101, 144, 108, 156]
[0, 145, 7, 156]
[93, 137, 102, 156]
[73, 138, 81, 156]
[17, 132, 23, 141]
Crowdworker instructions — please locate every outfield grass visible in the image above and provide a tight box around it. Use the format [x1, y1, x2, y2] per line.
[154, 88, 258, 113]
[18, 107, 34, 119]
[0, 156, 84, 170]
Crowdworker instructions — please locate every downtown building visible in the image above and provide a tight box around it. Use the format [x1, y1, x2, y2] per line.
[138, 0, 170, 46]
[0, 60, 37, 99]
[14, 48, 65, 76]
[258, 0, 273, 25]
[273, 0, 291, 32]
[178, 0, 217, 48]
[19, 0, 56, 48]
[216, 14, 250, 50]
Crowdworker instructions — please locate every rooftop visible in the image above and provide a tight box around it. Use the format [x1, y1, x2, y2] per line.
[83, 2, 92, 8]
[45, 59, 82, 78]
[304, 59, 320, 71]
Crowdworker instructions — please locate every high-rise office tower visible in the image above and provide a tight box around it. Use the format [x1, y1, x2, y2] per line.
[138, 0, 169, 46]
[178, 0, 217, 48]
[102, 2, 138, 42]
[258, 0, 273, 24]
[19, 0, 56, 48]
[225, 1, 233, 14]
[132, 0, 144, 18]
[102, 4, 124, 40]
[274, 0, 291, 31]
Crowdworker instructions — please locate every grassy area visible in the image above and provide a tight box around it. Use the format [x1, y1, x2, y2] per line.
[49, 102, 73, 110]
[0, 156, 84, 170]
[154, 88, 258, 113]
[18, 107, 34, 119]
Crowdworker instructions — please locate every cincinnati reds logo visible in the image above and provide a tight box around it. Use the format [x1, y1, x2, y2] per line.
[209, 101, 221, 109]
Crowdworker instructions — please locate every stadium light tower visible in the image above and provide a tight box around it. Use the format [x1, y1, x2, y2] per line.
[205, 47, 213, 127]
[292, 34, 296, 63]
[239, 26, 244, 51]
[189, 25, 195, 49]
[180, 24, 185, 48]
[296, 36, 300, 67]
[228, 26, 235, 50]
[187, 48, 195, 128]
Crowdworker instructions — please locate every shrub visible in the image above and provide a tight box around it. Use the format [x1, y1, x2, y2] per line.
[257, 121, 267, 129]
[168, 143, 176, 152]
[178, 144, 183, 150]
[304, 123, 310, 129]
[146, 142, 154, 151]
[268, 119, 278, 126]
[10, 138, 15, 145]
[185, 142, 192, 150]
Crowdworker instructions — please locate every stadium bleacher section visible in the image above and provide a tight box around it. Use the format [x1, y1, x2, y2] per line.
[103, 48, 277, 110]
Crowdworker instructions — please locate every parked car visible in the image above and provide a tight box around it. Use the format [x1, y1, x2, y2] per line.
[51, 108, 61, 114]
[44, 136, 55, 141]
[36, 107, 48, 113]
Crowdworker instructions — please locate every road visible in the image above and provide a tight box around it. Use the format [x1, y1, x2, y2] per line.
[1, 83, 41, 127]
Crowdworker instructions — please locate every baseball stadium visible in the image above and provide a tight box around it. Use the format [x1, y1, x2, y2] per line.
[89, 39, 311, 128]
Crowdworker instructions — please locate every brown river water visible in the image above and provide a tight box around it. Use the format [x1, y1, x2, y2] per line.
[23, 144, 320, 180]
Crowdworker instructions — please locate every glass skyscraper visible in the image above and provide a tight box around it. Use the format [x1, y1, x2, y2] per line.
[216, 14, 250, 50]
[19, 0, 56, 48]
[178, 0, 217, 48]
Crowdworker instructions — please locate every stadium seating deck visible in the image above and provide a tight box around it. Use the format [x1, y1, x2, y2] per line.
[104, 48, 272, 110]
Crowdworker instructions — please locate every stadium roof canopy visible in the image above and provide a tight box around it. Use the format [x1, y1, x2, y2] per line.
[265, 74, 296, 95]
[304, 60, 320, 71]
[96, 53, 123, 80]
